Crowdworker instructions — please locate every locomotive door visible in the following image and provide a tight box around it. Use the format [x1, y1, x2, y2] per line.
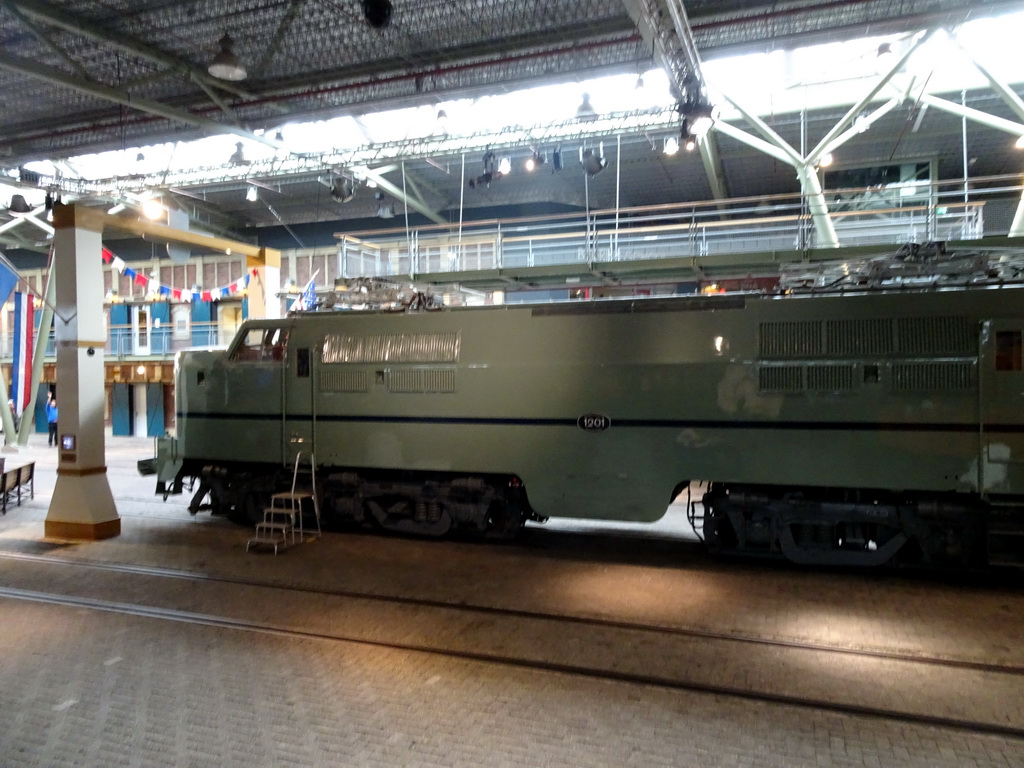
[283, 342, 315, 466]
[979, 319, 1024, 494]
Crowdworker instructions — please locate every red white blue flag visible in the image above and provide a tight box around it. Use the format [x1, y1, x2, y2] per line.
[291, 270, 318, 312]
[10, 292, 33, 418]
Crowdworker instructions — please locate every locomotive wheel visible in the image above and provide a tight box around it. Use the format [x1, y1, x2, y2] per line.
[485, 499, 524, 540]
[228, 491, 268, 527]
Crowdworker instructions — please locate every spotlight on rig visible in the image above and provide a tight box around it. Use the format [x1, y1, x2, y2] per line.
[581, 145, 606, 176]
[331, 178, 355, 203]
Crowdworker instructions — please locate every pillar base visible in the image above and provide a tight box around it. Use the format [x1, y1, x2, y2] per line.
[45, 518, 121, 541]
[46, 468, 120, 540]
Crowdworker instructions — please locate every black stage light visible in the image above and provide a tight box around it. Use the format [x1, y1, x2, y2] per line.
[331, 178, 355, 203]
[581, 147, 606, 176]
[362, 0, 392, 28]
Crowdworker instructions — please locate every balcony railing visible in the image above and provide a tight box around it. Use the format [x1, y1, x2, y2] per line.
[0, 321, 233, 363]
[339, 179, 995, 279]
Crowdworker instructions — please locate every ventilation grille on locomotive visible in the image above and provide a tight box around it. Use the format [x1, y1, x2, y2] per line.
[320, 369, 368, 393]
[760, 316, 972, 359]
[826, 319, 892, 356]
[896, 317, 974, 354]
[891, 362, 976, 391]
[806, 365, 855, 391]
[758, 321, 822, 358]
[323, 332, 461, 364]
[759, 365, 856, 392]
[388, 368, 457, 393]
[758, 366, 803, 392]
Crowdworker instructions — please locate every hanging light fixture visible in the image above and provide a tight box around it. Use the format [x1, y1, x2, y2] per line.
[375, 192, 394, 218]
[576, 93, 598, 122]
[246, 185, 258, 202]
[8, 194, 31, 214]
[229, 142, 248, 165]
[497, 157, 511, 175]
[525, 151, 546, 172]
[207, 34, 247, 81]
[664, 136, 679, 156]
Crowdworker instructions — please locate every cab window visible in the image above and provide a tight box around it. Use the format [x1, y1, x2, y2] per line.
[996, 330, 1022, 372]
[230, 327, 288, 362]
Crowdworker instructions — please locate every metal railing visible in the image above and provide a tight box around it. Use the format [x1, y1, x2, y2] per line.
[340, 178, 999, 279]
[0, 321, 233, 362]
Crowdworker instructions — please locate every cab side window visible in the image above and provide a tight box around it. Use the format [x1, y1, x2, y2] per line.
[995, 330, 1022, 372]
[230, 327, 289, 362]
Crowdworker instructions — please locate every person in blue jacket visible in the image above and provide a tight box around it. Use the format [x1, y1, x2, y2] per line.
[46, 392, 58, 447]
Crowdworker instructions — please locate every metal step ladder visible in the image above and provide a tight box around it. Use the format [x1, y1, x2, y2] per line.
[246, 452, 321, 554]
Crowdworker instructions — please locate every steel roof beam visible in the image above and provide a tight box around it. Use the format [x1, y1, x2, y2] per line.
[806, 30, 934, 166]
[352, 166, 446, 225]
[1, 0, 252, 100]
[0, 51, 282, 151]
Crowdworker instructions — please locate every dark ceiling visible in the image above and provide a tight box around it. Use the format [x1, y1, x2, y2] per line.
[0, 0, 1021, 245]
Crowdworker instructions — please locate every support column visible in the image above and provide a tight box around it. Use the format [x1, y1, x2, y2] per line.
[1011, 193, 1024, 238]
[795, 163, 840, 249]
[245, 248, 281, 319]
[45, 205, 119, 540]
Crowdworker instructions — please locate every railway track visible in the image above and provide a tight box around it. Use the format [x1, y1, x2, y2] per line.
[0, 550, 1021, 740]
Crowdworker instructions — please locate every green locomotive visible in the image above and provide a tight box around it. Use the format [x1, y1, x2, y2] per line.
[155, 278, 1024, 567]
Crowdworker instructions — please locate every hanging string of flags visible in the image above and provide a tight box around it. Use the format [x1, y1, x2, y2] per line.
[101, 247, 257, 303]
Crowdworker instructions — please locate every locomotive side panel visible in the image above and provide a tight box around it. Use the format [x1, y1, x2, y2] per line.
[163, 284, 1024, 564]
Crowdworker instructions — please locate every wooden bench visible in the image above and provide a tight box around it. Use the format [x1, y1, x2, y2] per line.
[0, 462, 34, 513]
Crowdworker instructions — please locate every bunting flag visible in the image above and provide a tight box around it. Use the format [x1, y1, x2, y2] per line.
[101, 247, 259, 303]
[10, 292, 34, 418]
[0, 261, 18, 308]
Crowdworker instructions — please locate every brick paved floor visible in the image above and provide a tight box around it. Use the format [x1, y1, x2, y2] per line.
[0, 598, 1022, 768]
[0, 435, 1021, 766]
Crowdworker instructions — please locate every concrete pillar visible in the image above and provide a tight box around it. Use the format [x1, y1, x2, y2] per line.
[245, 248, 281, 319]
[45, 205, 119, 540]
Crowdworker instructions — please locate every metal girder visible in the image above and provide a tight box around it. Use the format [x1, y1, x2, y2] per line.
[0, 51, 282, 151]
[817, 97, 902, 159]
[626, 0, 702, 101]
[697, 133, 729, 200]
[718, 96, 803, 167]
[625, 0, 728, 199]
[916, 94, 1024, 137]
[253, 0, 310, 78]
[352, 166, 446, 225]
[806, 31, 934, 165]
[715, 96, 838, 247]
[1, 0, 252, 99]
[77, 108, 680, 194]
[954, 37, 1024, 125]
[3, 1, 91, 80]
